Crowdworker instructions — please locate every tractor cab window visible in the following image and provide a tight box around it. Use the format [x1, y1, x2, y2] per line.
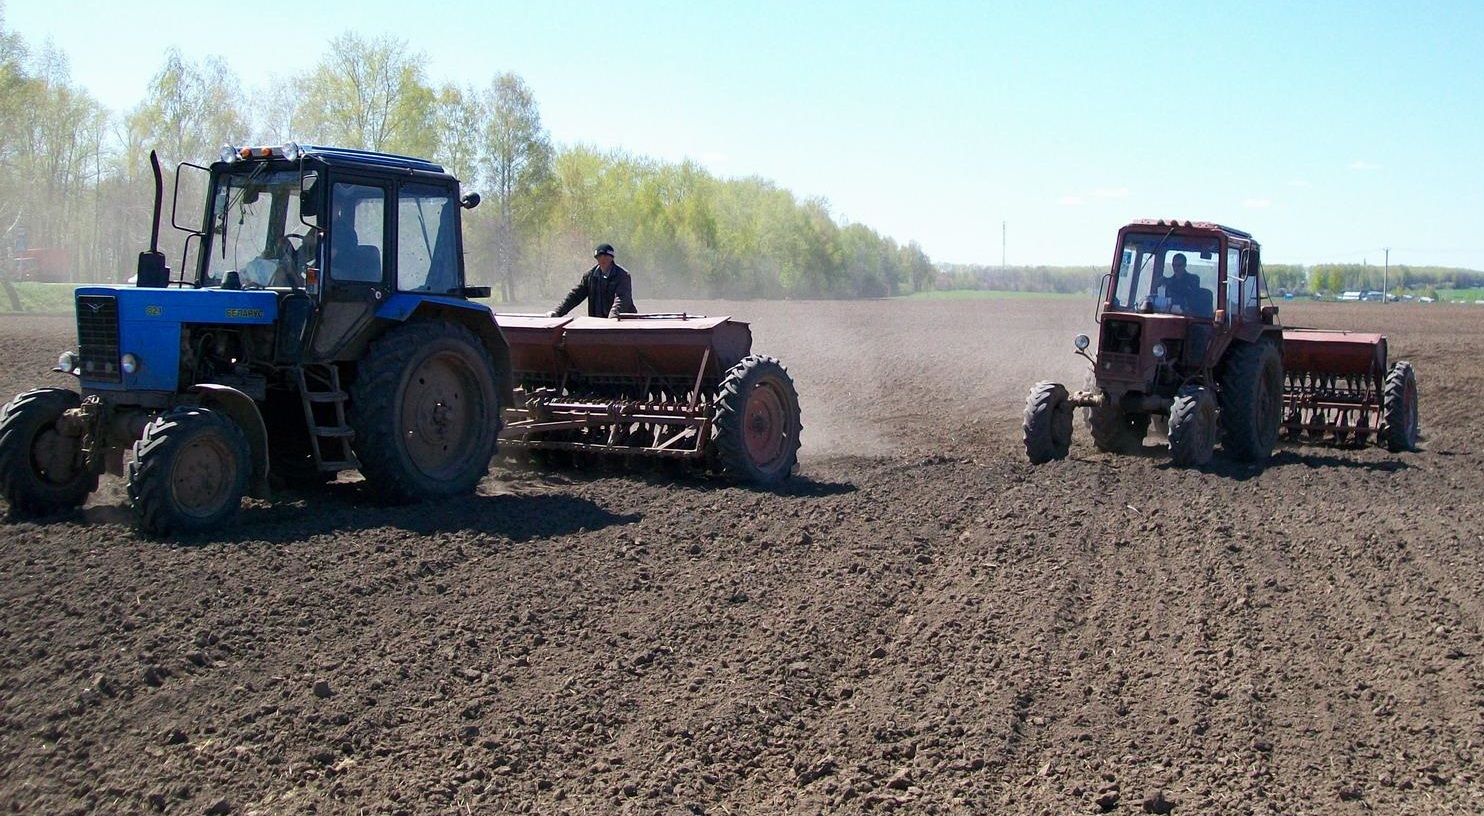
[1108, 232, 1220, 319]
[327, 183, 386, 284]
[204, 169, 306, 289]
[397, 183, 459, 294]
[1229, 246, 1260, 323]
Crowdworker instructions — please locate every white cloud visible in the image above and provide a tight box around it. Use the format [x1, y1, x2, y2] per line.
[1058, 195, 1084, 206]
[1287, 178, 1312, 188]
[1348, 160, 1381, 171]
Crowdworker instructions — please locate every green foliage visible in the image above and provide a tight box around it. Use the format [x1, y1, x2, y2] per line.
[292, 33, 436, 156]
[514, 147, 915, 301]
[1304, 263, 1481, 295]
[1435, 286, 1484, 302]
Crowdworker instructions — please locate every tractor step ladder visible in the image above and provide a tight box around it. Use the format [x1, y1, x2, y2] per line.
[292, 364, 359, 471]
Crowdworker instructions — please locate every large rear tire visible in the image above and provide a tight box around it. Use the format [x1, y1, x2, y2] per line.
[127, 408, 250, 536]
[1168, 385, 1217, 466]
[712, 355, 802, 485]
[1024, 381, 1073, 464]
[0, 388, 97, 518]
[349, 321, 500, 504]
[1382, 360, 1419, 452]
[1218, 340, 1283, 462]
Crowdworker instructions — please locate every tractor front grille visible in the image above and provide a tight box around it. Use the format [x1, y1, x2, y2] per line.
[76, 294, 122, 383]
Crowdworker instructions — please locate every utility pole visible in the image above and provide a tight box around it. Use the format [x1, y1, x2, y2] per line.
[1383, 247, 1390, 303]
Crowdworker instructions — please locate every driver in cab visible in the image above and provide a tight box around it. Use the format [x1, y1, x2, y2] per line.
[1163, 253, 1203, 315]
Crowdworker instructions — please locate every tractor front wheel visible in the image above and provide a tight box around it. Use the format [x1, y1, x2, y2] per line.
[1168, 385, 1217, 466]
[1024, 381, 1073, 464]
[1218, 340, 1283, 462]
[712, 355, 802, 485]
[0, 388, 97, 518]
[349, 321, 500, 504]
[127, 408, 251, 536]
[1382, 360, 1419, 452]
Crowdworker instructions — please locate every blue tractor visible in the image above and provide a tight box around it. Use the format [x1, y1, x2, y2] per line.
[0, 144, 512, 535]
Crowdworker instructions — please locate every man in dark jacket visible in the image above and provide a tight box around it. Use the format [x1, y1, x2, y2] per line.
[1164, 253, 1207, 316]
[548, 243, 637, 318]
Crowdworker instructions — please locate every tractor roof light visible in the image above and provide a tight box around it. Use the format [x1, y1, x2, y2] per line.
[283, 141, 302, 161]
[1074, 333, 1091, 351]
[222, 145, 281, 163]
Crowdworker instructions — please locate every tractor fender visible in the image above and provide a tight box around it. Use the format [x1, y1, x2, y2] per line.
[190, 384, 271, 499]
[375, 294, 514, 407]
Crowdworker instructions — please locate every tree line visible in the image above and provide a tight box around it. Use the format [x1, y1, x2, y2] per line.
[938, 261, 1484, 300]
[1277, 263, 1484, 298]
[0, 15, 932, 301]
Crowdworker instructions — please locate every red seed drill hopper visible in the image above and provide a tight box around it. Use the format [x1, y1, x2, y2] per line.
[493, 313, 802, 484]
[1280, 328, 1418, 451]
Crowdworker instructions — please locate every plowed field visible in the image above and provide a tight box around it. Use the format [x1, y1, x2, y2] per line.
[2, 298, 1481, 815]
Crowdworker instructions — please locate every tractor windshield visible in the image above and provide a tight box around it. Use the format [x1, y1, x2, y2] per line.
[203, 168, 309, 289]
[1108, 231, 1221, 319]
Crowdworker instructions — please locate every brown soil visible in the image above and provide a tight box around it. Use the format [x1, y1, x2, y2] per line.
[2, 299, 1481, 815]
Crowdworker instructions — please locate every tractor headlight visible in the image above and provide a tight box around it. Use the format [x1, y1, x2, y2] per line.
[1073, 333, 1090, 351]
[283, 141, 302, 161]
[1151, 342, 1168, 360]
[54, 351, 79, 374]
[121, 353, 140, 375]
[219, 144, 239, 164]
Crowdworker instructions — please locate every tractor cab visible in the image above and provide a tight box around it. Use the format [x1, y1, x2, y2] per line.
[186, 145, 488, 363]
[1104, 220, 1272, 331]
[1091, 220, 1273, 387]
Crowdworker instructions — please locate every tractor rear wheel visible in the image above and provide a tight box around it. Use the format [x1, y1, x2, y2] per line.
[1024, 381, 1073, 464]
[1086, 399, 1147, 453]
[127, 407, 251, 536]
[1168, 385, 1217, 466]
[0, 388, 97, 518]
[1382, 360, 1419, 452]
[1218, 340, 1283, 461]
[349, 321, 500, 504]
[713, 355, 802, 485]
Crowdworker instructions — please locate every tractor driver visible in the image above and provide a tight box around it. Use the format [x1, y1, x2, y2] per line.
[1165, 253, 1204, 315]
[547, 243, 637, 318]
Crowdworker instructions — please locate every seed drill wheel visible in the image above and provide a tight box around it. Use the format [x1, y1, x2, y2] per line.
[0, 388, 98, 518]
[349, 321, 499, 504]
[127, 408, 251, 536]
[1218, 340, 1283, 462]
[1023, 381, 1073, 464]
[1382, 360, 1419, 452]
[1167, 385, 1217, 466]
[713, 355, 802, 485]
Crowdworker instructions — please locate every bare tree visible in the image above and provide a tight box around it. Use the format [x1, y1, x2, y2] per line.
[293, 33, 436, 157]
[127, 49, 247, 167]
[478, 73, 552, 302]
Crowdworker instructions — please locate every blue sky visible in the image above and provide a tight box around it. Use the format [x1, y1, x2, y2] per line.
[7, 0, 1482, 269]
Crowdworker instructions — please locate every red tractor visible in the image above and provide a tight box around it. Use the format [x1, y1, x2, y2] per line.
[1023, 220, 1418, 466]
